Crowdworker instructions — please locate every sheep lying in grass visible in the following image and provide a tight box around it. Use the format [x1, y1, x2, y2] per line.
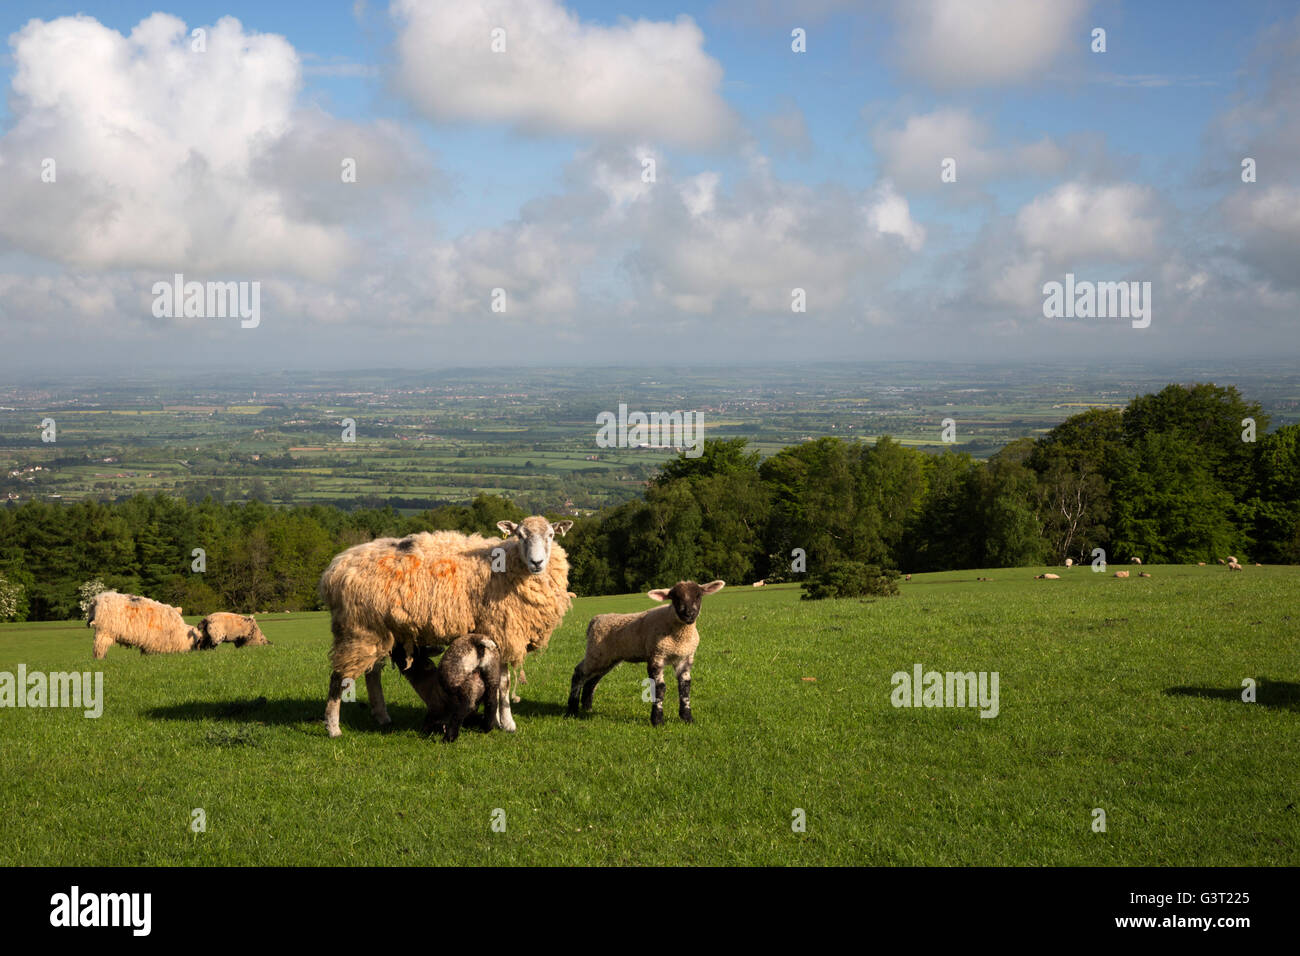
[198, 612, 270, 649]
[88, 591, 201, 659]
[1035, 573, 1060, 580]
[320, 516, 573, 738]
[395, 636, 505, 743]
[567, 580, 724, 726]
[1113, 570, 1130, 578]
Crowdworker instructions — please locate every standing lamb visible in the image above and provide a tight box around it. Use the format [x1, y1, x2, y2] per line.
[320, 516, 573, 738]
[198, 612, 270, 649]
[1064, 558, 1073, 568]
[566, 580, 724, 726]
[398, 635, 505, 742]
[88, 591, 201, 659]
[1130, 557, 1142, 565]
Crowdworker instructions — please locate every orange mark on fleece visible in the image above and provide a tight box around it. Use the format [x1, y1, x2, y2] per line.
[431, 559, 456, 579]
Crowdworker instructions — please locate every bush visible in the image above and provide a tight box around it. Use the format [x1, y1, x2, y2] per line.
[801, 562, 900, 600]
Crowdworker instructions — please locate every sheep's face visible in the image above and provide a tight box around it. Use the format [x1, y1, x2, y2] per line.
[648, 580, 726, 624]
[498, 516, 573, 575]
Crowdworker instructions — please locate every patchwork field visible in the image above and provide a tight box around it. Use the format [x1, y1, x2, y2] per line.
[0, 566, 1296, 866]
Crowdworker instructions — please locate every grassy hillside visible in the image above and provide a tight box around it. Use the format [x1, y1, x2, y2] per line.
[0, 565, 1296, 865]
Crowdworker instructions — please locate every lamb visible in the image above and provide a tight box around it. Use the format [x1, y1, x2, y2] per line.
[197, 612, 270, 649]
[566, 580, 724, 726]
[320, 515, 573, 738]
[88, 591, 202, 659]
[1139, 572, 1152, 578]
[396, 636, 505, 743]
[1227, 556, 1238, 564]
[1130, 557, 1142, 565]
[1113, 570, 1130, 578]
[1064, 558, 1074, 568]
[1228, 562, 1243, 572]
[752, 580, 766, 587]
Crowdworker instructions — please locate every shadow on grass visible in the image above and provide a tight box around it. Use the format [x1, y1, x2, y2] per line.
[145, 696, 431, 734]
[1164, 679, 1300, 712]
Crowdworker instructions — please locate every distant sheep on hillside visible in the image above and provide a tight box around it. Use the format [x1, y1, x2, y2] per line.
[88, 591, 201, 659]
[198, 613, 270, 649]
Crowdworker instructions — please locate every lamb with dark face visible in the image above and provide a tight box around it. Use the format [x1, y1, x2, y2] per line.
[396, 634, 506, 743]
[566, 580, 724, 725]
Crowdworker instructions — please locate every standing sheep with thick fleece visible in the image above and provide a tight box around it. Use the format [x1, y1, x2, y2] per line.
[198, 612, 270, 649]
[320, 516, 573, 738]
[88, 591, 201, 659]
[567, 580, 724, 726]
[397, 636, 505, 742]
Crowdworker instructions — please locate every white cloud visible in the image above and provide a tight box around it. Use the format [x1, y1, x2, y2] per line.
[1015, 182, 1160, 263]
[389, 0, 737, 147]
[873, 108, 1066, 191]
[892, 0, 1088, 88]
[0, 14, 390, 280]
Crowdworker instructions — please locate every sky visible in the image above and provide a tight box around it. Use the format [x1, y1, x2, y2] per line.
[0, 0, 1296, 374]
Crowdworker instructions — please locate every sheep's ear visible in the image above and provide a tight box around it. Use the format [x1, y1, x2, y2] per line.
[701, 580, 726, 594]
[497, 520, 518, 537]
[647, 589, 670, 602]
[552, 519, 573, 537]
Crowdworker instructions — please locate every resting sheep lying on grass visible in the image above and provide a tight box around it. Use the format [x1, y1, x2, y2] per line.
[320, 515, 573, 738]
[567, 580, 724, 726]
[88, 591, 200, 659]
[395, 636, 505, 743]
[198, 612, 270, 649]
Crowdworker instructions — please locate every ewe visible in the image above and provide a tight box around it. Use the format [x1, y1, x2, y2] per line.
[88, 592, 201, 659]
[567, 580, 724, 726]
[320, 516, 573, 738]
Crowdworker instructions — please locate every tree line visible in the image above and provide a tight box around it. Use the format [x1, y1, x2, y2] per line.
[1, 383, 1296, 621]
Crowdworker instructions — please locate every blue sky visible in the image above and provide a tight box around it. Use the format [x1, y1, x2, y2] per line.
[0, 1, 1296, 371]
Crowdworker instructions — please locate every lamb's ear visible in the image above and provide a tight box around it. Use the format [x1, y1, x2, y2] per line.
[647, 589, 670, 602]
[701, 580, 726, 594]
[497, 520, 518, 537]
[552, 520, 573, 537]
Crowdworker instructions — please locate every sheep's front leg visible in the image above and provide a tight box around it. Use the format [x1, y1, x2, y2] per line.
[648, 660, 667, 726]
[364, 661, 391, 728]
[495, 669, 517, 732]
[325, 671, 344, 738]
[675, 656, 694, 723]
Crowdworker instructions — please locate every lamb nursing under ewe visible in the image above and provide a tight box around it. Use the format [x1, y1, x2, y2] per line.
[395, 635, 505, 743]
[567, 579, 724, 725]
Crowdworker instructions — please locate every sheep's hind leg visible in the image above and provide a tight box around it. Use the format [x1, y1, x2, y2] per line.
[565, 662, 586, 717]
[648, 661, 667, 727]
[364, 660, 392, 728]
[581, 666, 612, 712]
[675, 656, 694, 724]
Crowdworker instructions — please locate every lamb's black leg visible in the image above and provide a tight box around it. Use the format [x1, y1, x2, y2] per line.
[582, 666, 612, 712]
[566, 662, 586, 717]
[648, 661, 666, 726]
[677, 662, 693, 724]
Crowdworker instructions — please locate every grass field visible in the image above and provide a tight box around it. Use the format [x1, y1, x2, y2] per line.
[0, 566, 1297, 866]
